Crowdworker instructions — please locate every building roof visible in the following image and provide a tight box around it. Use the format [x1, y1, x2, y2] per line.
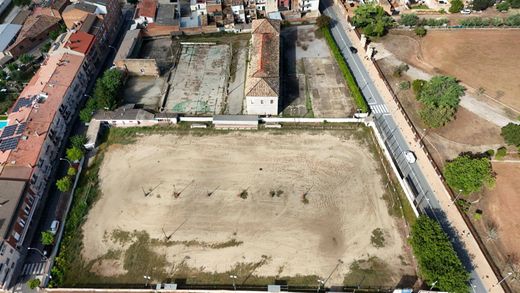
[213, 115, 258, 122]
[78, 13, 98, 32]
[0, 180, 26, 239]
[32, 7, 62, 18]
[65, 31, 95, 54]
[93, 108, 155, 121]
[0, 53, 85, 176]
[0, 24, 22, 52]
[156, 3, 179, 25]
[136, 0, 158, 19]
[10, 10, 31, 25]
[245, 19, 280, 97]
[114, 29, 141, 62]
[8, 14, 61, 54]
[63, 2, 98, 14]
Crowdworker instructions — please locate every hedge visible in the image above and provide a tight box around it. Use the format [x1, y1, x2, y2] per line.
[322, 27, 370, 113]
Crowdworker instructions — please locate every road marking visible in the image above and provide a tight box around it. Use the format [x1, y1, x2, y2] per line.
[370, 104, 388, 114]
[21, 261, 46, 276]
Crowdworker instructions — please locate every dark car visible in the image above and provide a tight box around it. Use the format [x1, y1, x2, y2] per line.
[349, 46, 358, 54]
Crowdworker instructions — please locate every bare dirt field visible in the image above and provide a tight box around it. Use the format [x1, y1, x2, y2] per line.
[80, 130, 414, 286]
[380, 30, 520, 112]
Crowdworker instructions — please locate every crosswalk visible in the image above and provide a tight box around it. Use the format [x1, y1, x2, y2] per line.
[370, 104, 389, 114]
[21, 261, 46, 276]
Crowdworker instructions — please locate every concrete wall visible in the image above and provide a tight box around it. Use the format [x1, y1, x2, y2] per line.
[245, 96, 278, 115]
[116, 59, 160, 76]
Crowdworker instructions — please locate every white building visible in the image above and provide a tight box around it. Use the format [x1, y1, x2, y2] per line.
[245, 19, 280, 116]
[231, 0, 246, 22]
[190, 0, 207, 15]
[299, 0, 319, 16]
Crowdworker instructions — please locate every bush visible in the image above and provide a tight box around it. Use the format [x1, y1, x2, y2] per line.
[472, 0, 495, 10]
[443, 155, 495, 194]
[510, 0, 520, 9]
[410, 216, 470, 292]
[393, 63, 409, 77]
[449, 0, 464, 13]
[418, 18, 449, 26]
[66, 146, 84, 162]
[399, 13, 419, 26]
[399, 81, 411, 90]
[412, 79, 427, 97]
[501, 123, 520, 146]
[41, 230, 55, 245]
[351, 4, 394, 37]
[415, 26, 427, 37]
[419, 104, 456, 128]
[316, 15, 331, 28]
[27, 279, 41, 289]
[56, 176, 72, 192]
[496, 1, 510, 11]
[486, 149, 495, 157]
[322, 27, 369, 112]
[495, 147, 507, 159]
[70, 134, 87, 150]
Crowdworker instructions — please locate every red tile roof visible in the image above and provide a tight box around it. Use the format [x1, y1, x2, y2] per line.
[66, 31, 95, 54]
[0, 53, 85, 179]
[136, 0, 158, 19]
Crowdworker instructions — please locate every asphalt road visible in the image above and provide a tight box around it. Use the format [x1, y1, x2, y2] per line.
[320, 1, 486, 292]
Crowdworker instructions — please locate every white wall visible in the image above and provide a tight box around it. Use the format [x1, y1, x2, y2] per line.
[246, 96, 278, 115]
[0, 242, 20, 289]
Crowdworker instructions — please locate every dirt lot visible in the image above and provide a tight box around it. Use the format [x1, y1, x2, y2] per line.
[281, 25, 354, 117]
[81, 131, 414, 286]
[380, 30, 520, 112]
[123, 76, 165, 110]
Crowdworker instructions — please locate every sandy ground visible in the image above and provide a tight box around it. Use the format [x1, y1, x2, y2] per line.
[81, 131, 413, 285]
[380, 30, 520, 112]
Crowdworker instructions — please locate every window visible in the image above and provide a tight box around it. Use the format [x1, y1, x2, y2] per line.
[260, 100, 264, 104]
[251, 100, 254, 104]
[13, 232, 20, 241]
[23, 205, 30, 215]
[18, 218, 26, 228]
[270, 100, 274, 104]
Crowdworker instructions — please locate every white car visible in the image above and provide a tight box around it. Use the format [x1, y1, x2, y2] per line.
[460, 9, 471, 14]
[404, 151, 417, 164]
[50, 220, 60, 235]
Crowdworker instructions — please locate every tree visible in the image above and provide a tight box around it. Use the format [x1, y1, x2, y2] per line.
[419, 104, 456, 128]
[18, 54, 34, 65]
[67, 167, 77, 177]
[27, 279, 41, 289]
[316, 15, 331, 28]
[509, 0, 520, 8]
[472, 0, 495, 10]
[41, 230, 55, 245]
[66, 146, 84, 162]
[412, 79, 427, 96]
[410, 216, 470, 293]
[13, 0, 31, 6]
[501, 123, 520, 146]
[70, 134, 87, 150]
[496, 1, 510, 11]
[127, 0, 139, 4]
[56, 176, 72, 192]
[93, 69, 124, 110]
[449, 0, 464, 13]
[418, 76, 464, 108]
[443, 155, 495, 194]
[399, 13, 419, 26]
[351, 4, 394, 37]
[414, 26, 427, 37]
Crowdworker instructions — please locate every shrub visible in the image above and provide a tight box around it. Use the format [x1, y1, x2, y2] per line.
[443, 155, 495, 194]
[495, 147, 507, 159]
[486, 149, 495, 157]
[510, 0, 520, 9]
[496, 1, 510, 11]
[399, 13, 419, 26]
[472, 0, 495, 11]
[322, 27, 369, 112]
[67, 167, 77, 177]
[501, 123, 520, 145]
[412, 79, 427, 97]
[449, 0, 464, 13]
[419, 104, 456, 128]
[56, 176, 72, 192]
[66, 146, 84, 162]
[41, 230, 55, 245]
[70, 134, 88, 150]
[27, 279, 41, 289]
[415, 26, 427, 37]
[316, 15, 331, 28]
[410, 216, 470, 292]
[393, 63, 409, 77]
[399, 81, 411, 90]
[351, 4, 394, 37]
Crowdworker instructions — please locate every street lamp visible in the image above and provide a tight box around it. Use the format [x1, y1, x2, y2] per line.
[59, 158, 72, 168]
[143, 275, 151, 287]
[28, 247, 48, 261]
[230, 275, 238, 291]
[448, 189, 464, 207]
[429, 280, 438, 290]
[316, 279, 325, 293]
[489, 272, 513, 292]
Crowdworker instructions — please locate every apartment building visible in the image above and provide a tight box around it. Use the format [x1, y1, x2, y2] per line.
[245, 19, 280, 115]
[0, 51, 87, 288]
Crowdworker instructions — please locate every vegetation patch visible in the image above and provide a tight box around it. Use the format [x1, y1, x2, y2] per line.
[443, 154, 495, 194]
[343, 257, 393, 287]
[370, 228, 386, 248]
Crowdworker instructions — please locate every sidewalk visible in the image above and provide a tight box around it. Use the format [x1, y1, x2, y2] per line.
[331, 4, 504, 292]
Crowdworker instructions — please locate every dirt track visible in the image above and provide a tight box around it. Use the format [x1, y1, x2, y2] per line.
[81, 131, 413, 285]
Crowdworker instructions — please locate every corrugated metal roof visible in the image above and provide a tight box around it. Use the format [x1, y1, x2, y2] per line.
[0, 24, 22, 52]
[213, 115, 259, 122]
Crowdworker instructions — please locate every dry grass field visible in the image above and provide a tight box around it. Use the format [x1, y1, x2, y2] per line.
[381, 30, 520, 112]
[79, 130, 415, 287]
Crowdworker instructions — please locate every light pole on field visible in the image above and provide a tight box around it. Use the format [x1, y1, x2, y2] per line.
[59, 158, 72, 168]
[316, 279, 325, 293]
[143, 275, 151, 287]
[448, 189, 464, 207]
[28, 247, 48, 261]
[230, 275, 238, 291]
[429, 280, 438, 290]
[489, 272, 513, 292]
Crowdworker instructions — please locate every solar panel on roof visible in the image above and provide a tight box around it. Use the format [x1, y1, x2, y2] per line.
[12, 96, 36, 112]
[16, 122, 26, 134]
[0, 124, 17, 138]
[0, 136, 21, 152]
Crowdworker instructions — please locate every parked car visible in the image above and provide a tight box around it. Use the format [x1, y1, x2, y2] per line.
[50, 220, 60, 235]
[404, 151, 417, 164]
[460, 8, 471, 14]
[349, 46, 358, 54]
